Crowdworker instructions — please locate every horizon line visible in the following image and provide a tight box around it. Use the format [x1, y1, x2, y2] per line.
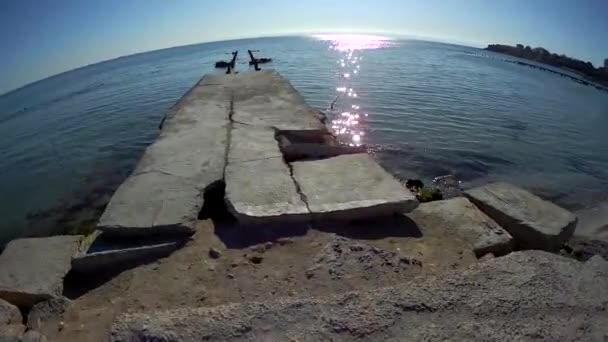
[1, 32, 484, 97]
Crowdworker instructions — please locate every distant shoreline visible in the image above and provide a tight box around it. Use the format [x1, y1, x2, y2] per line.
[485, 44, 608, 90]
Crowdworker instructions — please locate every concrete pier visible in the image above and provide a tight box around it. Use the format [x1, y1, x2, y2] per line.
[98, 70, 418, 232]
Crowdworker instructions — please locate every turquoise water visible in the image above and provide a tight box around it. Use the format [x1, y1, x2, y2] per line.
[1, 36, 608, 244]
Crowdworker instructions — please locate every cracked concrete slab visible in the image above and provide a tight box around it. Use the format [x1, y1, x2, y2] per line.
[408, 197, 514, 257]
[228, 125, 283, 164]
[232, 71, 327, 134]
[465, 182, 577, 251]
[0, 236, 81, 308]
[292, 154, 418, 220]
[98, 75, 230, 237]
[225, 157, 310, 225]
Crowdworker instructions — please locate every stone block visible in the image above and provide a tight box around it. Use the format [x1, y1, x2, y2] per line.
[408, 197, 514, 257]
[0, 236, 81, 308]
[292, 154, 418, 220]
[465, 182, 577, 250]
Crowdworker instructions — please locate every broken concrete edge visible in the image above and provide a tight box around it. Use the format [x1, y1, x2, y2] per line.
[0, 290, 52, 311]
[71, 241, 183, 273]
[464, 183, 577, 251]
[97, 223, 195, 239]
[309, 200, 419, 221]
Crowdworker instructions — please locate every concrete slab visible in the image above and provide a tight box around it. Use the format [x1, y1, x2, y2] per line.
[408, 197, 514, 257]
[110, 251, 608, 342]
[71, 242, 181, 273]
[232, 71, 327, 134]
[228, 125, 283, 164]
[0, 236, 81, 308]
[292, 154, 418, 220]
[465, 182, 577, 251]
[98, 76, 230, 237]
[225, 157, 309, 224]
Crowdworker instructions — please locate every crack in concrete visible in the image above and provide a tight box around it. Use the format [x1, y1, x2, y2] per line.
[222, 92, 235, 181]
[286, 161, 312, 213]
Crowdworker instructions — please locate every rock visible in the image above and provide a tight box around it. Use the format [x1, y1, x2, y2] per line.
[308, 237, 421, 280]
[563, 236, 608, 261]
[432, 175, 462, 199]
[26, 297, 70, 330]
[225, 157, 309, 225]
[248, 255, 264, 264]
[0, 324, 25, 341]
[292, 154, 418, 220]
[0, 236, 81, 308]
[21, 331, 47, 342]
[416, 188, 443, 203]
[71, 242, 182, 273]
[465, 182, 577, 251]
[408, 198, 514, 257]
[0, 299, 21, 326]
[276, 238, 293, 246]
[405, 179, 424, 191]
[479, 253, 495, 262]
[110, 251, 608, 341]
[98, 74, 230, 237]
[208, 248, 222, 259]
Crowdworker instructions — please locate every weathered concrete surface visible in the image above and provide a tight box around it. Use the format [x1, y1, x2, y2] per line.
[465, 182, 577, 251]
[71, 242, 181, 272]
[292, 154, 418, 220]
[225, 157, 309, 224]
[0, 236, 81, 308]
[98, 75, 230, 237]
[227, 125, 282, 164]
[111, 251, 608, 342]
[408, 197, 514, 257]
[232, 71, 327, 133]
[0, 299, 21, 325]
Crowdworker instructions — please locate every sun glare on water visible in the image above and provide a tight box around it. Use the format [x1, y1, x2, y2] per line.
[314, 34, 393, 51]
[315, 34, 393, 146]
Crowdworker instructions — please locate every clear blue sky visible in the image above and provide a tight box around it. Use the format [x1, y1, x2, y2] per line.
[1, 0, 607, 94]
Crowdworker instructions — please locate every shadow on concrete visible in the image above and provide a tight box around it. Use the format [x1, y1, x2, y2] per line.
[315, 215, 423, 240]
[63, 239, 186, 299]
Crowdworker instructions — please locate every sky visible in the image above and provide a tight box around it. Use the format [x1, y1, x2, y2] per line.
[1, 0, 607, 94]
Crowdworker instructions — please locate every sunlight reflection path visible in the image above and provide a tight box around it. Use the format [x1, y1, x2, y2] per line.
[314, 34, 394, 147]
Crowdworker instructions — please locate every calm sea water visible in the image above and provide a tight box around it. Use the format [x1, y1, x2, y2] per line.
[1, 36, 608, 244]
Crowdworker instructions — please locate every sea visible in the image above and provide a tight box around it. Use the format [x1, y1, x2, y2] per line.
[1, 35, 608, 245]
